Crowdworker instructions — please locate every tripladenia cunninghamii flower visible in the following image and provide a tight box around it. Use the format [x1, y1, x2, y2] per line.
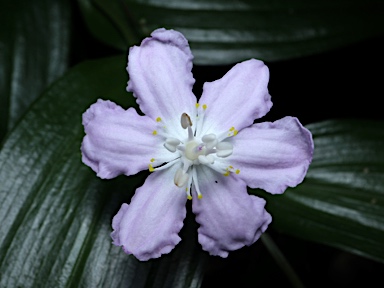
[81, 28, 314, 261]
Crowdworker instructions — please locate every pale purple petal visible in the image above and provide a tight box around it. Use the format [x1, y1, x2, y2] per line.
[127, 28, 197, 138]
[227, 116, 314, 194]
[81, 99, 176, 179]
[199, 59, 272, 136]
[192, 166, 272, 257]
[111, 164, 187, 261]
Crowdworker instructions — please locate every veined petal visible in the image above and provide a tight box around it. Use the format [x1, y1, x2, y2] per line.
[199, 59, 272, 136]
[81, 99, 176, 179]
[228, 116, 314, 194]
[192, 166, 272, 258]
[111, 164, 187, 261]
[127, 28, 197, 138]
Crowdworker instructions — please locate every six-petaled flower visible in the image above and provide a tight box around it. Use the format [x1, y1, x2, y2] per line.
[81, 28, 314, 261]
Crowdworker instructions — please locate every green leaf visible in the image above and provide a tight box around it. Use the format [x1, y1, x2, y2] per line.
[254, 120, 384, 263]
[77, 0, 135, 50]
[0, 56, 207, 287]
[0, 0, 71, 141]
[83, 0, 384, 64]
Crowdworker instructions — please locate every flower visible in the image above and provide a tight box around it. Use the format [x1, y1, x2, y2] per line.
[81, 28, 314, 261]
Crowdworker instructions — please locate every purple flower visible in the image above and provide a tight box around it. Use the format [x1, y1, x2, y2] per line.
[81, 28, 314, 261]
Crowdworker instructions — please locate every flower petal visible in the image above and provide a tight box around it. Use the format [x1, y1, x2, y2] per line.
[111, 164, 187, 261]
[192, 166, 272, 258]
[198, 59, 272, 136]
[127, 28, 197, 138]
[227, 116, 314, 194]
[81, 99, 176, 179]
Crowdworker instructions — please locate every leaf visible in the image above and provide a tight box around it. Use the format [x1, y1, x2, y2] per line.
[77, 0, 132, 50]
[253, 120, 384, 263]
[0, 56, 207, 287]
[0, 0, 71, 141]
[81, 0, 384, 64]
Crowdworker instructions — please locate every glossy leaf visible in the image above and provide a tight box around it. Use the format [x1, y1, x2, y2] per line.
[81, 0, 384, 64]
[0, 56, 207, 287]
[77, 0, 132, 50]
[254, 120, 384, 262]
[0, 0, 71, 140]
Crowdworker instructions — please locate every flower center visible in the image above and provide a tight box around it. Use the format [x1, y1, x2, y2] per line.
[185, 141, 206, 161]
[149, 107, 240, 200]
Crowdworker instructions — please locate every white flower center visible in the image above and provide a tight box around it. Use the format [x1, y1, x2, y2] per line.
[184, 141, 206, 160]
[148, 105, 240, 200]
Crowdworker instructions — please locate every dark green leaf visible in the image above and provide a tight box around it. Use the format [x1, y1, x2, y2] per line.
[0, 56, 207, 287]
[0, 0, 71, 141]
[83, 0, 384, 64]
[77, 0, 134, 50]
[253, 120, 384, 263]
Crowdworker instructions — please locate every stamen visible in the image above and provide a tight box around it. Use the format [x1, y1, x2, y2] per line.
[202, 134, 218, 149]
[181, 113, 194, 140]
[181, 113, 192, 129]
[227, 127, 239, 137]
[198, 154, 215, 164]
[150, 158, 180, 172]
[154, 116, 169, 137]
[164, 137, 181, 153]
[216, 142, 233, 157]
[177, 146, 185, 152]
[195, 103, 207, 137]
[217, 126, 239, 141]
[174, 168, 189, 187]
[192, 168, 203, 199]
[185, 176, 193, 200]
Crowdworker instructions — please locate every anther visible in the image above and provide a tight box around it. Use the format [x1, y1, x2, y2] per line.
[164, 137, 181, 153]
[202, 134, 218, 149]
[216, 142, 233, 157]
[181, 113, 192, 129]
[174, 168, 189, 187]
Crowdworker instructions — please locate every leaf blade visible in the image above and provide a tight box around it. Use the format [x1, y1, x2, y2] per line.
[0, 0, 71, 140]
[114, 0, 384, 64]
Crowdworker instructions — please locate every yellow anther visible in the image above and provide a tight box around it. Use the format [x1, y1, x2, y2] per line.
[233, 130, 238, 136]
[229, 127, 235, 131]
[150, 158, 155, 162]
[152, 130, 157, 135]
[229, 165, 233, 169]
[148, 164, 155, 172]
[223, 171, 230, 177]
[195, 103, 200, 108]
[198, 194, 203, 199]
[156, 117, 162, 122]
[187, 195, 192, 200]
[203, 104, 207, 110]
[235, 169, 240, 174]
